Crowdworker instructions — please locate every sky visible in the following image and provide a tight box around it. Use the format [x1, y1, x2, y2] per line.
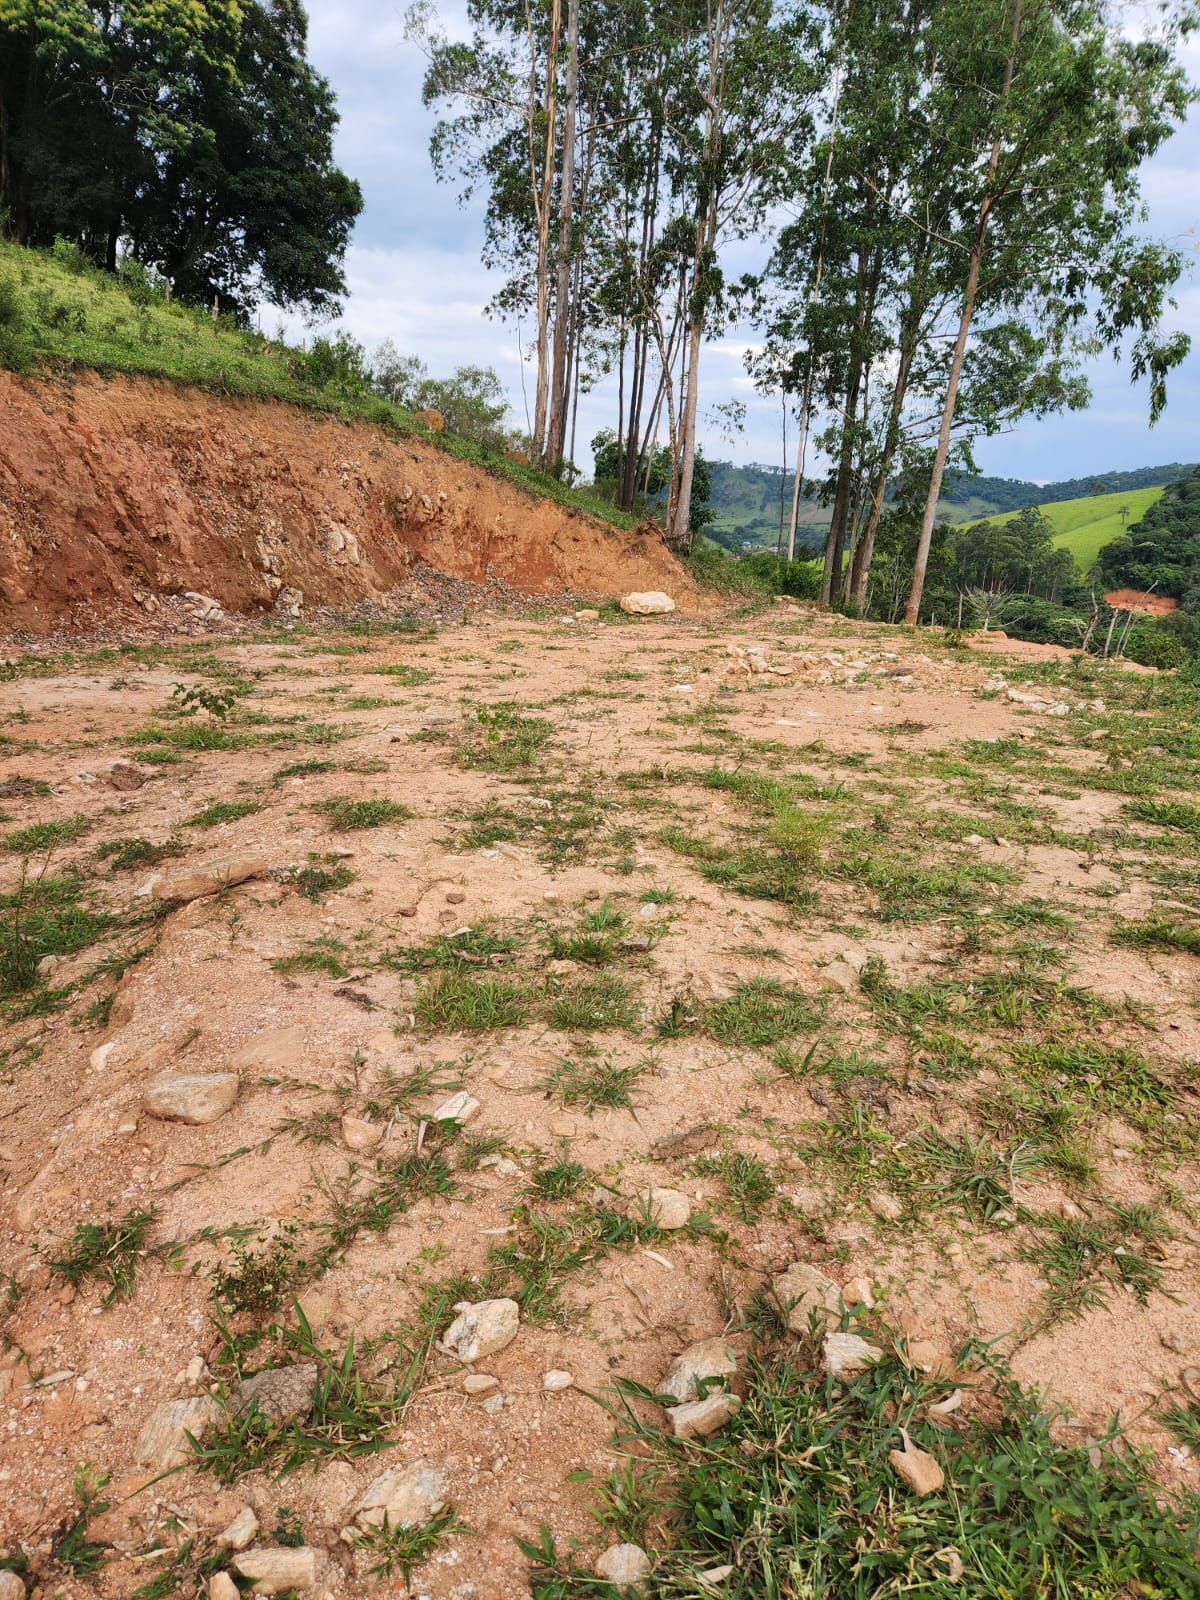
[292, 0, 1200, 485]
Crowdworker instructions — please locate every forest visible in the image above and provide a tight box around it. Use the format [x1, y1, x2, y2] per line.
[1, 0, 1196, 634]
[410, 0, 1197, 624]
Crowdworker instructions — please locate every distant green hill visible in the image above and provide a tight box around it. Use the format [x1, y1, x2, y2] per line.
[706, 459, 1192, 557]
[965, 486, 1169, 576]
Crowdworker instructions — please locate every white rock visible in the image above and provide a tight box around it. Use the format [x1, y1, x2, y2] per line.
[463, 1373, 500, 1396]
[819, 960, 860, 993]
[661, 1336, 738, 1403]
[134, 1394, 222, 1467]
[698, 1567, 735, 1589]
[216, 1506, 259, 1550]
[772, 1262, 843, 1332]
[619, 592, 676, 616]
[542, 1369, 574, 1391]
[144, 1072, 239, 1126]
[441, 1298, 520, 1362]
[631, 1187, 691, 1230]
[667, 1392, 740, 1439]
[355, 1460, 450, 1530]
[208, 1575, 240, 1600]
[823, 1333, 883, 1379]
[231, 1547, 328, 1594]
[869, 1190, 903, 1222]
[433, 1091, 481, 1125]
[595, 1543, 652, 1587]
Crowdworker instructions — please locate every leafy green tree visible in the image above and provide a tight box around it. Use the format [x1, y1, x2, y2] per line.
[901, 0, 1194, 623]
[0, 1, 361, 316]
[1097, 467, 1200, 606]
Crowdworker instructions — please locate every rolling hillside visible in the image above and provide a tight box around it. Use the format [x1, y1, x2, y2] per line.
[967, 485, 1168, 575]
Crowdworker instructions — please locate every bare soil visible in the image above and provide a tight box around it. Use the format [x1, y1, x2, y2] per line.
[0, 604, 1197, 1598]
[0, 371, 692, 634]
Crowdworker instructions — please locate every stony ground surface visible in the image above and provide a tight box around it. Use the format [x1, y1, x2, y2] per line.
[1, 602, 1198, 1598]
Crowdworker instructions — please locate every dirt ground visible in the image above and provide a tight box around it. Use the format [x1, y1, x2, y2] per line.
[0, 371, 692, 634]
[1, 602, 1198, 1598]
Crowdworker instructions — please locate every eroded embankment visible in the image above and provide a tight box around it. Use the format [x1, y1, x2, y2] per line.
[0, 371, 692, 632]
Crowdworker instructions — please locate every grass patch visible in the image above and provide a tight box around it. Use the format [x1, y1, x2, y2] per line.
[457, 705, 554, 773]
[367, 664, 433, 685]
[350, 1508, 461, 1584]
[314, 795, 409, 830]
[4, 813, 91, 852]
[1112, 916, 1200, 957]
[526, 1323, 1200, 1598]
[49, 1208, 159, 1306]
[415, 970, 531, 1031]
[185, 799, 260, 828]
[535, 1054, 646, 1113]
[0, 869, 117, 996]
[278, 855, 356, 902]
[545, 972, 640, 1032]
[272, 758, 337, 783]
[272, 938, 351, 978]
[95, 836, 184, 871]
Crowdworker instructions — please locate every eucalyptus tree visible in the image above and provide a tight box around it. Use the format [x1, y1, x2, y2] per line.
[900, 0, 1194, 623]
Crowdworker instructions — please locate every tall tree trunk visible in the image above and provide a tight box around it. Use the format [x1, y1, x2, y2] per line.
[905, 0, 1023, 625]
[545, 0, 579, 469]
[529, 0, 562, 469]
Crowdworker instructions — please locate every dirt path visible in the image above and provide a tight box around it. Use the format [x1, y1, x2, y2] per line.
[1, 605, 1197, 1596]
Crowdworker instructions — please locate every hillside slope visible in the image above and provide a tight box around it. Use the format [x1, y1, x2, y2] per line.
[966, 485, 1167, 574]
[0, 371, 691, 633]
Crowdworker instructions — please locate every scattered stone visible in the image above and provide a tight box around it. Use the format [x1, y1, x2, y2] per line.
[772, 1262, 843, 1332]
[441, 1298, 520, 1362]
[550, 1118, 577, 1137]
[231, 1547, 328, 1594]
[216, 1507, 259, 1550]
[869, 1190, 903, 1222]
[341, 1114, 383, 1152]
[619, 591, 676, 616]
[889, 1429, 945, 1496]
[233, 1364, 318, 1425]
[134, 1395, 222, 1467]
[463, 1374, 500, 1396]
[230, 1025, 306, 1073]
[1161, 1330, 1187, 1355]
[823, 1333, 883, 1379]
[144, 1072, 239, 1126]
[631, 1187, 691, 1230]
[819, 959, 860, 993]
[575, 609, 600, 622]
[105, 761, 147, 792]
[355, 1460, 450, 1530]
[208, 1575, 240, 1600]
[446, 890, 466, 904]
[698, 1566, 736, 1588]
[595, 1543, 652, 1588]
[667, 1392, 740, 1439]
[651, 1125, 718, 1159]
[906, 1340, 946, 1375]
[542, 1370, 574, 1391]
[963, 833, 985, 846]
[481, 1392, 504, 1414]
[433, 1091, 481, 1125]
[661, 1336, 738, 1403]
[36, 952, 63, 980]
[152, 855, 268, 903]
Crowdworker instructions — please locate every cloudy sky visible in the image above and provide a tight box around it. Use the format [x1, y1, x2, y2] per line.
[295, 1, 1200, 484]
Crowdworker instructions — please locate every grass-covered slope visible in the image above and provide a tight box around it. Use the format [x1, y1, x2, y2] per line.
[965, 484, 1168, 576]
[0, 238, 636, 534]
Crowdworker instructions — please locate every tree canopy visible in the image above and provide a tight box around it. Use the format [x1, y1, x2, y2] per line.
[0, 0, 362, 317]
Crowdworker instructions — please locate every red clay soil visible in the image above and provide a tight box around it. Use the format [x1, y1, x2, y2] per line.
[1104, 589, 1180, 616]
[0, 371, 694, 633]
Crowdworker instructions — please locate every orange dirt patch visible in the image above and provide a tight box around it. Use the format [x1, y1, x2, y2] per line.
[0, 372, 694, 633]
[1104, 590, 1180, 616]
